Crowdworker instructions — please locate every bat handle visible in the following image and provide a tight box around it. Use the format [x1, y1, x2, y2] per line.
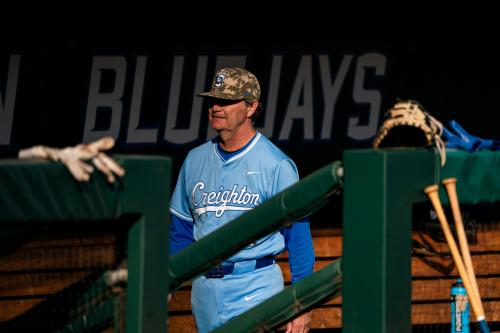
[442, 178, 482, 302]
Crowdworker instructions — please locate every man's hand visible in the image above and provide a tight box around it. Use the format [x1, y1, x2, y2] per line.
[285, 311, 311, 333]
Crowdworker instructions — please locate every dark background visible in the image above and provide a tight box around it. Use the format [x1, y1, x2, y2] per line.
[2, 15, 498, 228]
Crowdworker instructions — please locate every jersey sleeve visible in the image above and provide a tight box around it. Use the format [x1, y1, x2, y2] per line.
[281, 218, 315, 283]
[271, 159, 299, 194]
[169, 214, 195, 256]
[169, 161, 194, 221]
[274, 159, 315, 283]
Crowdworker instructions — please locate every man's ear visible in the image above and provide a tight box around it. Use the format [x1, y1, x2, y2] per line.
[246, 100, 258, 119]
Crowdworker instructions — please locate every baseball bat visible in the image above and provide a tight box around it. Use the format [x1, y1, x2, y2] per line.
[424, 185, 490, 333]
[442, 178, 482, 303]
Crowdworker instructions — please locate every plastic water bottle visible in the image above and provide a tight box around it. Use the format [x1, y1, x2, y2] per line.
[451, 278, 470, 333]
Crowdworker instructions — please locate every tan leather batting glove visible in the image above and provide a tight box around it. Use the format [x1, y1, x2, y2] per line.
[18, 137, 125, 183]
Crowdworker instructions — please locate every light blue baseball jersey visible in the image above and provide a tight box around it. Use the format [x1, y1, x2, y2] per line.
[170, 132, 302, 263]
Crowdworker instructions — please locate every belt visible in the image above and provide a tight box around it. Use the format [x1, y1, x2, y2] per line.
[204, 256, 275, 279]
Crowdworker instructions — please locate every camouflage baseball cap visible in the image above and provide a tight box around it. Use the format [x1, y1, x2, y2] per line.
[197, 67, 261, 101]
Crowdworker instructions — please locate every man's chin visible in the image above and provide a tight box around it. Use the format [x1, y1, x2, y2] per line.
[209, 121, 226, 131]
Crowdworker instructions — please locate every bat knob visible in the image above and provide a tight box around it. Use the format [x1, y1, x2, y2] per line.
[442, 177, 457, 186]
[424, 184, 439, 195]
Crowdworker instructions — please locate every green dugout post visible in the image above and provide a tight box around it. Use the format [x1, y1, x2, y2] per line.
[120, 156, 172, 333]
[342, 149, 435, 333]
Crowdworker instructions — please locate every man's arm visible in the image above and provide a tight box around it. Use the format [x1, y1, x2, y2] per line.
[281, 217, 314, 333]
[169, 214, 194, 256]
[167, 214, 194, 302]
[280, 218, 315, 283]
[169, 159, 196, 256]
[274, 160, 315, 332]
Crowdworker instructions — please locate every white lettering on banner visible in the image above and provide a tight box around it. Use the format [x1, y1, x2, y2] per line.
[127, 56, 158, 143]
[348, 52, 386, 140]
[83, 56, 126, 143]
[0, 54, 20, 145]
[164, 56, 207, 144]
[82, 53, 386, 145]
[192, 182, 260, 218]
[279, 55, 314, 140]
[320, 54, 353, 139]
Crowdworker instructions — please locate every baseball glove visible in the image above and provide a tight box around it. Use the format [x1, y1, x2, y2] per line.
[18, 137, 125, 183]
[372, 99, 446, 166]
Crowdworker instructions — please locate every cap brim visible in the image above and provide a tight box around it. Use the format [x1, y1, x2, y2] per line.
[197, 91, 244, 100]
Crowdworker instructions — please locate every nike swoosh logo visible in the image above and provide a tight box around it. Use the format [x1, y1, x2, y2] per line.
[244, 294, 259, 301]
[246, 171, 261, 175]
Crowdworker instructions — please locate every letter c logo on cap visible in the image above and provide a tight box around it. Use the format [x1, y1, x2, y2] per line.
[214, 74, 225, 87]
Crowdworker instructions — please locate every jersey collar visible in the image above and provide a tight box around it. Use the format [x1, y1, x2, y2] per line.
[214, 132, 261, 164]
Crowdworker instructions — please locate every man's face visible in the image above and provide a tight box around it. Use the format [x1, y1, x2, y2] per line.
[207, 98, 255, 133]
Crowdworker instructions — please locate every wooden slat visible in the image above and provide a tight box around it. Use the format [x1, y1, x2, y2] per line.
[413, 227, 500, 253]
[278, 253, 500, 282]
[168, 313, 197, 333]
[169, 290, 192, 312]
[279, 254, 500, 282]
[412, 253, 500, 277]
[413, 300, 500, 325]
[277, 235, 342, 259]
[278, 260, 331, 283]
[0, 299, 44, 322]
[0, 271, 90, 297]
[311, 228, 342, 237]
[21, 233, 117, 248]
[310, 236, 342, 258]
[413, 277, 500, 301]
[280, 254, 500, 280]
[278, 228, 500, 260]
[281, 227, 500, 259]
[0, 245, 116, 272]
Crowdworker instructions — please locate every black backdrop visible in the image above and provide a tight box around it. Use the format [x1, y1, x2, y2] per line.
[1, 15, 498, 228]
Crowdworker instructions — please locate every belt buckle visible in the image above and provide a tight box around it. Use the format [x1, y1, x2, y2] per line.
[205, 266, 225, 279]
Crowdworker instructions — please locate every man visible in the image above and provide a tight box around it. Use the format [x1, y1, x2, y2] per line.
[169, 67, 314, 333]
